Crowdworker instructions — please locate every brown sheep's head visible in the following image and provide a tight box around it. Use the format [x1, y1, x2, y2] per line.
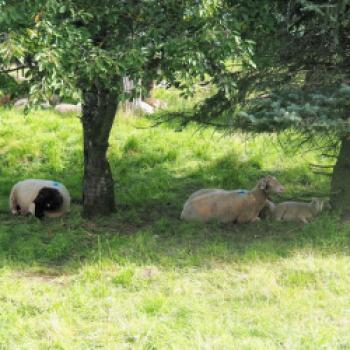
[257, 176, 284, 193]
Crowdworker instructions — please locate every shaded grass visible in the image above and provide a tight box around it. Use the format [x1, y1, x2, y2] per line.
[0, 100, 349, 349]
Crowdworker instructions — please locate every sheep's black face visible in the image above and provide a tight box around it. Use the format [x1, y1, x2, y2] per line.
[33, 187, 63, 219]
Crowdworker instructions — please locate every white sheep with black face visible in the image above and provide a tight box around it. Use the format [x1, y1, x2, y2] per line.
[9, 179, 70, 219]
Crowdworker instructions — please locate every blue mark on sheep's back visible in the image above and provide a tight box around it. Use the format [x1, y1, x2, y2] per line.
[234, 189, 248, 195]
[52, 181, 61, 188]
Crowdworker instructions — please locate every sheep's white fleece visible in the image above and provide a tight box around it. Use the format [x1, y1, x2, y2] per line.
[9, 179, 70, 217]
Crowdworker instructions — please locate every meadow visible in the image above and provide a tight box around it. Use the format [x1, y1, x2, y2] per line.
[0, 90, 349, 349]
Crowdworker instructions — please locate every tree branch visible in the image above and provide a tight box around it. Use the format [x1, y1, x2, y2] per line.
[0, 65, 28, 74]
[309, 163, 334, 169]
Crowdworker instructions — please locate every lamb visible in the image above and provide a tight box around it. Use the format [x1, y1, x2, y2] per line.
[9, 179, 70, 219]
[180, 176, 284, 223]
[268, 198, 326, 223]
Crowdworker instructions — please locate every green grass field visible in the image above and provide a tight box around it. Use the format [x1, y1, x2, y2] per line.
[0, 92, 349, 349]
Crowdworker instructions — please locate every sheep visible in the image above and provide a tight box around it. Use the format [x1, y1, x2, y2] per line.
[0, 95, 11, 106]
[144, 98, 168, 109]
[180, 176, 284, 223]
[13, 97, 29, 107]
[54, 103, 81, 113]
[9, 179, 70, 219]
[13, 97, 53, 109]
[268, 197, 326, 223]
[133, 100, 155, 114]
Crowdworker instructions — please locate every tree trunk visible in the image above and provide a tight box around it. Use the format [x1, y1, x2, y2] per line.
[144, 79, 155, 98]
[330, 136, 350, 219]
[81, 83, 119, 218]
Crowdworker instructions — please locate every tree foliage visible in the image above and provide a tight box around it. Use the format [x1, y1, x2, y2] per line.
[0, 0, 270, 101]
[189, 0, 350, 136]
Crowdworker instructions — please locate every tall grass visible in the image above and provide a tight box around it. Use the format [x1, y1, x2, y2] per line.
[0, 93, 349, 349]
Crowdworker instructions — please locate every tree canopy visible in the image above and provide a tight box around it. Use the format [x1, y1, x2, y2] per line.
[184, 1, 349, 131]
[0, 0, 271, 101]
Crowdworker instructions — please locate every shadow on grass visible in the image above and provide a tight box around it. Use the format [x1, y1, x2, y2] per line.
[0, 150, 346, 271]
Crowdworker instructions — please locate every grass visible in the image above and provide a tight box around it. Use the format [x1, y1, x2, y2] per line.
[0, 91, 349, 349]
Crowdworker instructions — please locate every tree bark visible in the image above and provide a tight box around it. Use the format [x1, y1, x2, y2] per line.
[330, 136, 350, 219]
[81, 82, 119, 218]
[144, 78, 155, 98]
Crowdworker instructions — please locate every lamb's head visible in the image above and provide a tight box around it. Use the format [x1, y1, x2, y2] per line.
[257, 175, 284, 194]
[311, 197, 325, 214]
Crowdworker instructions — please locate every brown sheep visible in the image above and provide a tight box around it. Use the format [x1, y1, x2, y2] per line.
[180, 176, 284, 223]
